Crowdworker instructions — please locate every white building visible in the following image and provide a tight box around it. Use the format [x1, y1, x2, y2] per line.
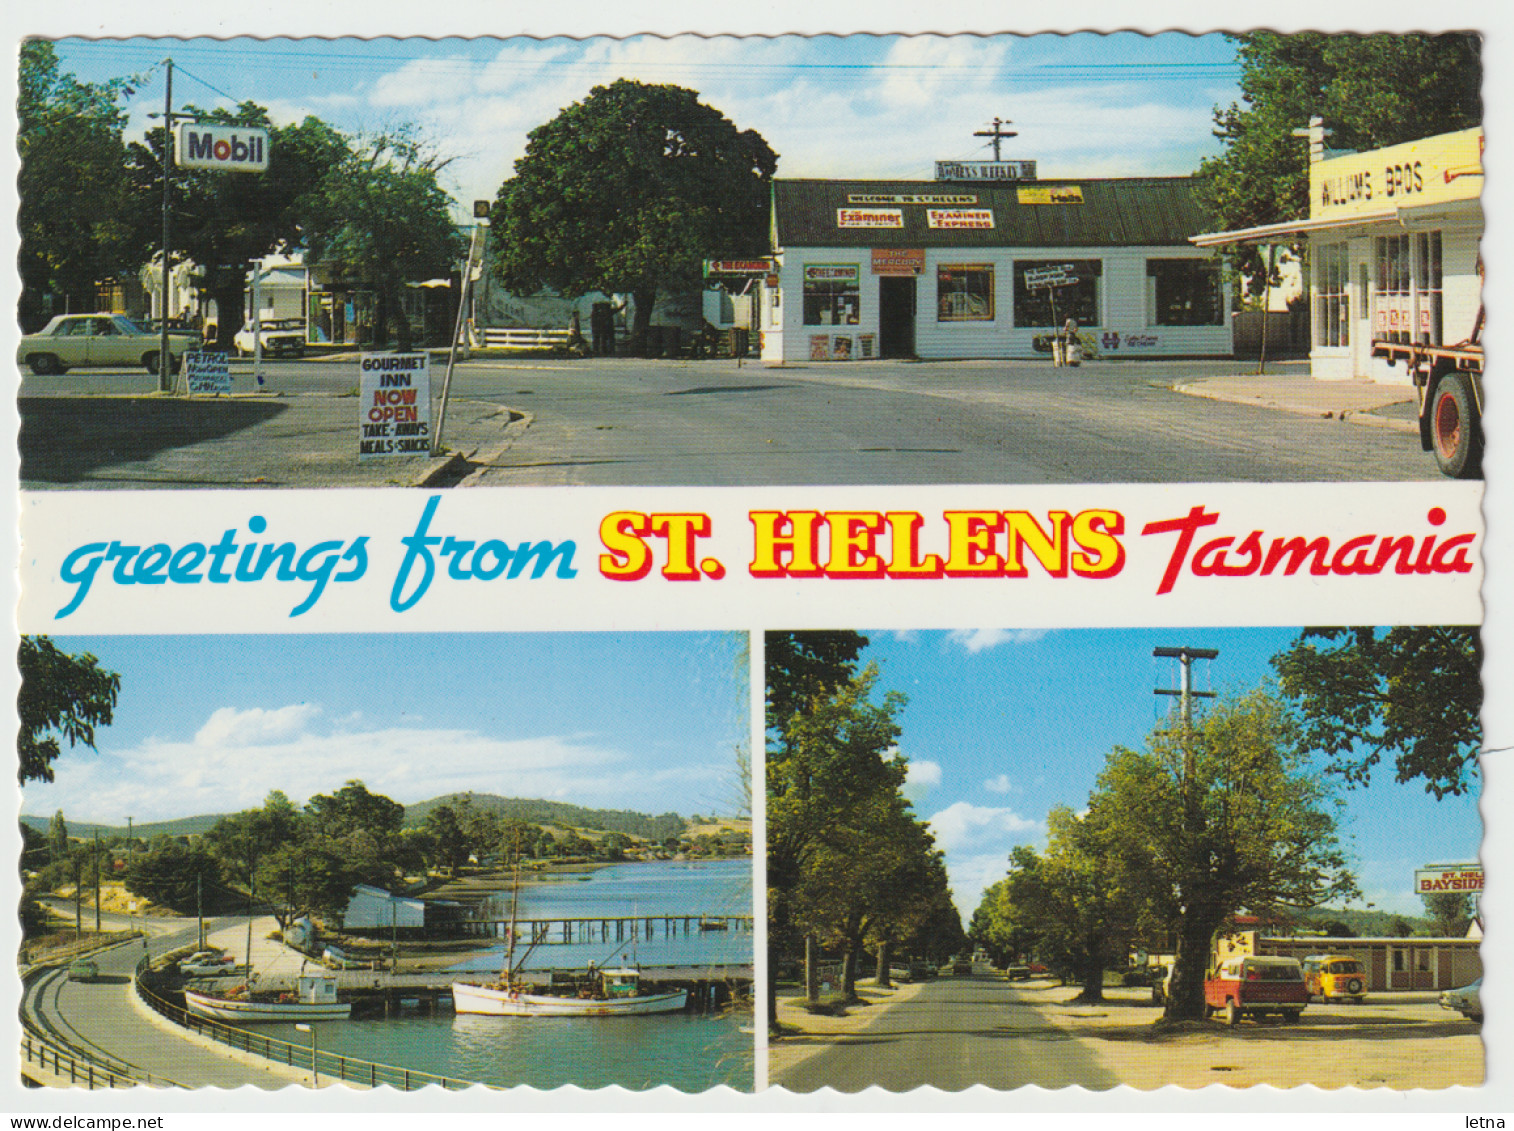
[1193, 123, 1483, 384]
[340, 884, 426, 931]
[760, 176, 1232, 364]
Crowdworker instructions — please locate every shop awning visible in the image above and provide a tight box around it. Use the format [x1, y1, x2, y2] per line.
[1191, 197, 1482, 248]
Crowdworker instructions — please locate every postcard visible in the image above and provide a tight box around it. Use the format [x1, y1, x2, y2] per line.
[6, 20, 1502, 1121]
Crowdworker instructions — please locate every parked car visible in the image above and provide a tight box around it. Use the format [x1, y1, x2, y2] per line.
[233, 318, 306, 358]
[1440, 978, 1483, 1023]
[1204, 955, 1309, 1025]
[66, 958, 99, 982]
[1301, 954, 1368, 1003]
[179, 949, 237, 977]
[18, 313, 196, 375]
[888, 964, 914, 983]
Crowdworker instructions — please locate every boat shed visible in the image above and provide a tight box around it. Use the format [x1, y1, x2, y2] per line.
[340, 884, 427, 931]
[1192, 123, 1483, 385]
[759, 176, 1232, 363]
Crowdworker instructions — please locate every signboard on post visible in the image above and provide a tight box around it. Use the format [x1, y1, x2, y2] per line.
[359, 353, 432, 461]
[1415, 864, 1483, 895]
[934, 160, 1037, 182]
[1023, 264, 1080, 290]
[703, 259, 772, 277]
[183, 350, 231, 396]
[176, 123, 271, 172]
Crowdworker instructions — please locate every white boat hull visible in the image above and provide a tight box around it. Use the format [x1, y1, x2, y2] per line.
[451, 982, 688, 1017]
[183, 988, 352, 1023]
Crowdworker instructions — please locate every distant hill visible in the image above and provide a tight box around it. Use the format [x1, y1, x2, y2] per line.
[20, 813, 229, 840]
[24, 793, 697, 844]
[406, 793, 688, 841]
[1297, 907, 1435, 938]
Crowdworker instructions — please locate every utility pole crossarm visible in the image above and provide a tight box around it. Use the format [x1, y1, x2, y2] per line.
[973, 117, 1018, 162]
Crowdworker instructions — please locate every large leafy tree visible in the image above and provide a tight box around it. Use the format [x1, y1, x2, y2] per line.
[254, 841, 359, 930]
[202, 791, 302, 887]
[18, 636, 121, 785]
[301, 129, 463, 352]
[17, 42, 144, 331]
[124, 840, 225, 913]
[127, 107, 349, 349]
[492, 80, 778, 353]
[1096, 690, 1355, 1022]
[1196, 33, 1482, 292]
[1272, 626, 1481, 799]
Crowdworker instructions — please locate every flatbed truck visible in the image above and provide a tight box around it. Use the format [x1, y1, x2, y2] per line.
[1371, 322, 1483, 478]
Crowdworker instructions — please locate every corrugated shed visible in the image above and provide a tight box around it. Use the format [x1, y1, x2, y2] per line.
[773, 178, 1208, 249]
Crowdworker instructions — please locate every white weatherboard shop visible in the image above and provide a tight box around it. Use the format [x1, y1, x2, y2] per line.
[1194, 124, 1483, 385]
[759, 176, 1232, 363]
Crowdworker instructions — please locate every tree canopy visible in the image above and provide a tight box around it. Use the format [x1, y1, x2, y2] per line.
[18, 42, 144, 331]
[1272, 626, 1481, 799]
[18, 636, 121, 785]
[1195, 33, 1482, 291]
[492, 80, 778, 352]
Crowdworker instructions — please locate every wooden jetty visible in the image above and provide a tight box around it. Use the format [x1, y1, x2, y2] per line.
[456, 913, 754, 943]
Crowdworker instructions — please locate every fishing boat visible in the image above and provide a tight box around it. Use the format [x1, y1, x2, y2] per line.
[183, 974, 353, 1023]
[451, 836, 687, 1017]
[452, 966, 688, 1017]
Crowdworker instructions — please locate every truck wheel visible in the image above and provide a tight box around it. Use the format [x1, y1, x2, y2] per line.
[1431, 373, 1483, 478]
[1224, 1000, 1239, 1027]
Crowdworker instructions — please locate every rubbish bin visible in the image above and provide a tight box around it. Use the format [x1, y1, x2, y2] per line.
[1065, 339, 1082, 366]
[727, 327, 750, 357]
[664, 326, 682, 358]
[646, 325, 665, 358]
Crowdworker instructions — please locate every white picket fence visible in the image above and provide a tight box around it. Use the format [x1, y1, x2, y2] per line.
[477, 327, 575, 350]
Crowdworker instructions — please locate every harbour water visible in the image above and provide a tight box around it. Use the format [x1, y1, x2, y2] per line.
[247, 858, 754, 1091]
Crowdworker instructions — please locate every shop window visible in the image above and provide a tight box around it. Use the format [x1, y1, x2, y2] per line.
[1374, 232, 1442, 346]
[1315, 242, 1349, 349]
[1013, 260, 1101, 327]
[1417, 231, 1443, 345]
[802, 265, 860, 326]
[1146, 259, 1224, 326]
[936, 264, 995, 322]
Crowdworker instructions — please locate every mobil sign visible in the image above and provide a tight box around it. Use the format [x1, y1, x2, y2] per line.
[177, 123, 270, 172]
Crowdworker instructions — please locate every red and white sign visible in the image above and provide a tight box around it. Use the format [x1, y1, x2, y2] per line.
[837, 208, 904, 229]
[872, 249, 926, 276]
[1415, 865, 1483, 894]
[176, 123, 270, 172]
[927, 209, 995, 230]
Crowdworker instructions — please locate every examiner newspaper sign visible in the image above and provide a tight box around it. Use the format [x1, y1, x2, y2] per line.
[359, 353, 432, 461]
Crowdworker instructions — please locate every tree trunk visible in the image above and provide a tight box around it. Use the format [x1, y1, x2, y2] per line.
[804, 932, 819, 1006]
[840, 945, 858, 1002]
[1075, 952, 1106, 1003]
[1165, 913, 1219, 1021]
[212, 279, 246, 352]
[391, 284, 414, 353]
[630, 287, 655, 356]
[875, 940, 892, 988]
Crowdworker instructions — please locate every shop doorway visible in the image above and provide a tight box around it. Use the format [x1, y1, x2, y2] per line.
[878, 277, 917, 358]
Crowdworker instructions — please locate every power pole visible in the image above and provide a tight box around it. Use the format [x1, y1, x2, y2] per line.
[974, 116, 1018, 162]
[1153, 646, 1218, 728]
[197, 872, 205, 951]
[159, 59, 174, 393]
[93, 831, 101, 933]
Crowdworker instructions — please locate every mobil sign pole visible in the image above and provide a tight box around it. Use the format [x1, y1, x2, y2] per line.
[158, 56, 270, 393]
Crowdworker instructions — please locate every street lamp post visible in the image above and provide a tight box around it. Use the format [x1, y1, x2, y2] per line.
[295, 1022, 318, 1086]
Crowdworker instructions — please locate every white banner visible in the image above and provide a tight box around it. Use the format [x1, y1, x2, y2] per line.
[17, 483, 1483, 634]
[358, 353, 432, 461]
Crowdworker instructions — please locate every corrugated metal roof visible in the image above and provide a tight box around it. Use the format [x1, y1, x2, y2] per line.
[773, 177, 1208, 250]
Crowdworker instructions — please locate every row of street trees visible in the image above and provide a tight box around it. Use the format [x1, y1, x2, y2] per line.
[21, 45, 777, 356]
[766, 632, 965, 1030]
[970, 626, 1481, 1021]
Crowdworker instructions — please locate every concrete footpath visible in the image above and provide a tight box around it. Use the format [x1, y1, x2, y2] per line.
[1173, 368, 1419, 434]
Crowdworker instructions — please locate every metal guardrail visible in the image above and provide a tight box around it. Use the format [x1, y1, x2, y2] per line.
[133, 957, 482, 1091]
[20, 1027, 136, 1090]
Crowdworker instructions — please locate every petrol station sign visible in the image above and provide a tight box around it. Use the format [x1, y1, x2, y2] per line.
[176, 123, 271, 172]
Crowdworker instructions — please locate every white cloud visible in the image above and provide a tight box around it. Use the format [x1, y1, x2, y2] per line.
[984, 774, 1015, 794]
[947, 628, 1048, 654]
[906, 759, 942, 789]
[928, 801, 1045, 916]
[193, 704, 322, 747]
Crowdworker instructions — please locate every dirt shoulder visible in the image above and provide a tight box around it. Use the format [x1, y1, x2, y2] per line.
[1020, 982, 1482, 1090]
[768, 979, 927, 1079]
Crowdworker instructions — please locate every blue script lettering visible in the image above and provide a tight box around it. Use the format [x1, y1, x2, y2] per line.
[55, 519, 369, 619]
[389, 495, 578, 612]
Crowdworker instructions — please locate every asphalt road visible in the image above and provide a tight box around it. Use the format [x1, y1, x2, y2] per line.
[773, 974, 1118, 1092]
[23, 909, 297, 1088]
[18, 354, 1435, 487]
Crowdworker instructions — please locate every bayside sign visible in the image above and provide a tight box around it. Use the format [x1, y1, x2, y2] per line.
[177, 123, 271, 172]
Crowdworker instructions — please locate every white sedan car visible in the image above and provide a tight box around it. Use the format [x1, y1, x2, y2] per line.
[233, 318, 306, 358]
[18, 313, 197, 375]
[1440, 978, 1483, 1023]
[179, 950, 238, 977]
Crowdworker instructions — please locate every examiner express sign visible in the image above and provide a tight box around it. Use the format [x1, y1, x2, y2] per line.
[177, 123, 271, 172]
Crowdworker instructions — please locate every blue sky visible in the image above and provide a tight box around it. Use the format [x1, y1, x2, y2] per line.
[48, 33, 1243, 218]
[852, 628, 1482, 919]
[21, 633, 749, 827]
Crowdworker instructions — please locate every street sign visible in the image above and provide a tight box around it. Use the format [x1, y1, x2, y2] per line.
[703, 259, 772, 276]
[359, 353, 432, 461]
[176, 124, 270, 172]
[183, 350, 231, 396]
[473, 199, 491, 218]
[1023, 265, 1079, 290]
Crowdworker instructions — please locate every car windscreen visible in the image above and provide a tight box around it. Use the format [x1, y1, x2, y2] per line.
[112, 315, 146, 334]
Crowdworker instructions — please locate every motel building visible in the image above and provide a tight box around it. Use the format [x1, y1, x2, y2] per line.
[1193, 122, 1483, 384]
[757, 162, 1233, 364]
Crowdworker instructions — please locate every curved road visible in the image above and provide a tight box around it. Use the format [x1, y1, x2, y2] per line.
[24, 909, 300, 1088]
[773, 974, 1117, 1092]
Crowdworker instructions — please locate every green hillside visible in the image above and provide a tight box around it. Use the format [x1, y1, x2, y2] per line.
[405, 793, 687, 841]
